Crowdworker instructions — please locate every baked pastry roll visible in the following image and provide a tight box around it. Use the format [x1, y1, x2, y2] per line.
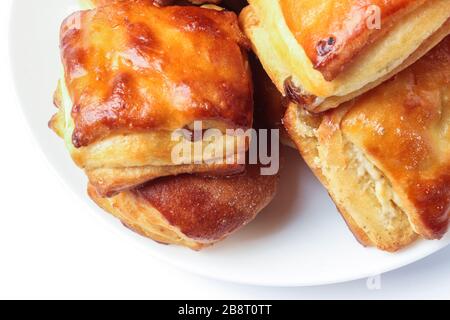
[241, 0, 450, 112]
[84, 0, 247, 11]
[83, 0, 221, 8]
[50, 0, 253, 196]
[284, 36, 450, 252]
[88, 163, 279, 250]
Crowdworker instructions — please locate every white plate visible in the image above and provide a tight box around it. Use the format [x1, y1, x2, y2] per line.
[9, 0, 450, 287]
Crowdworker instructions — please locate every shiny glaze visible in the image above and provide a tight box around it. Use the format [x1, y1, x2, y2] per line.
[281, 0, 426, 80]
[60, 0, 252, 147]
[133, 163, 278, 241]
[91, 0, 225, 7]
[340, 36, 450, 238]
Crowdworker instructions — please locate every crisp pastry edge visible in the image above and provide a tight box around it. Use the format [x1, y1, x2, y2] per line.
[88, 184, 210, 250]
[241, 0, 450, 111]
[50, 78, 250, 196]
[283, 104, 418, 252]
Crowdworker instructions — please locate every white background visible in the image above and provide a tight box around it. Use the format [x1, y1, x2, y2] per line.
[1, 0, 450, 300]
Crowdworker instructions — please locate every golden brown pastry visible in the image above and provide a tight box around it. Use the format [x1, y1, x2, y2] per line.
[241, 0, 450, 112]
[284, 36, 450, 252]
[85, 0, 247, 12]
[50, 0, 253, 196]
[84, 0, 221, 8]
[89, 163, 279, 250]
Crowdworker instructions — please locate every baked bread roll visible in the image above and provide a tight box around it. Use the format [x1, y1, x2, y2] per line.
[284, 36, 450, 252]
[240, 0, 450, 112]
[50, 0, 253, 196]
[88, 163, 279, 250]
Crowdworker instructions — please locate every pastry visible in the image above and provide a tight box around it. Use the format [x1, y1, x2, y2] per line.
[83, 0, 247, 12]
[284, 36, 450, 252]
[83, 0, 221, 8]
[88, 162, 279, 250]
[50, 0, 253, 196]
[240, 0, 450, 112]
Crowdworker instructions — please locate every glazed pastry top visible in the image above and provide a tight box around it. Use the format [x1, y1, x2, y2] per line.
[60, 0, 252, 148]
[281, 0, 427, 80]
[337, 36, 450, 237]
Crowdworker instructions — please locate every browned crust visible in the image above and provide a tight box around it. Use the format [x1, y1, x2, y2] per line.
[284, 104, 419, 252]
[49, 80, 251, 197]
[88, 162, 279, 249]
[87, 161, 245, 197]
[308, 18, 450, 113]
[339, 36, 450, 239]
[88, 184, 207, 250]
[283, 105, 373, 249]
[280, 0, 427, 81]
[283, 36, 450, 250]
[90, 0, 223, 8]
[61, 0, 253, 147]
